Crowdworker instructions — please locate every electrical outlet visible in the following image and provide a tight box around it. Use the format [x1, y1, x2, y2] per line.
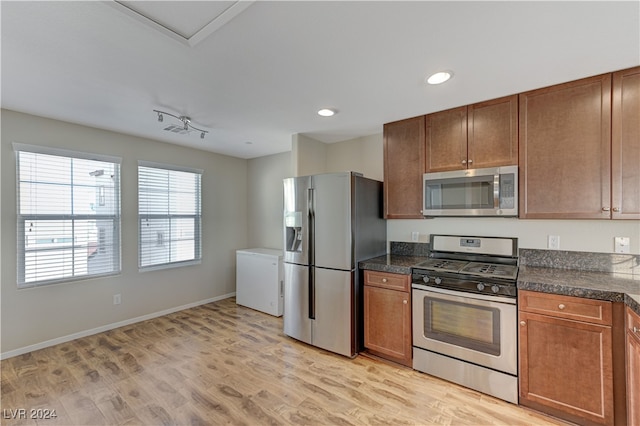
[113, 294, 121, 305]
[411, 231, 419, 242]
[547, 235, 560, 250]
[614, 237, 630, 254]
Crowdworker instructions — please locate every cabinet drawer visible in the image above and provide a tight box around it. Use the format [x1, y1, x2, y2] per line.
[364, 270, 410, 292]
[628, 306, 640, 336]
[519, 290, 612, 326]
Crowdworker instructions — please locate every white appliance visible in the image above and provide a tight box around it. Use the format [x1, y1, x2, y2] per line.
[283, 172, 387, 357]
[236, 248, 283, 316]
[423, 165, 518, 217]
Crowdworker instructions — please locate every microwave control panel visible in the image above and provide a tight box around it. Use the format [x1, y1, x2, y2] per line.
[499, 174, 515, 209]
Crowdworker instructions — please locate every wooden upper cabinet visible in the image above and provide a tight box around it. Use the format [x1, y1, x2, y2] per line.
[612, 66, 640, 219]
[425, 106, 467, 172]
[519, 74, 612, 219]
[425, 95, 518, 172]
[383, 116, 425, 219]
[468, 95, 518, 169]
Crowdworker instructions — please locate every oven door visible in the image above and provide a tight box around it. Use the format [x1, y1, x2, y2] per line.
[412, 285, 517, 375]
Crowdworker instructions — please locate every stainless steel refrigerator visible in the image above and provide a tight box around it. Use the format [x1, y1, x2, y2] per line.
[283, 172, 386, 357]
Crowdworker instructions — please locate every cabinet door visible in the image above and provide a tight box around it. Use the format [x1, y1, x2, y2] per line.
[519, 74, 612, 219]
[364, 285, 411, 366]
[425, 106, 467, 172]
[612, 66, 640, 219]
[383, 116, 425, 219]
[519, 311, 614, 425]
[628, 307, 640, 425]
[468, 95, 518, 169]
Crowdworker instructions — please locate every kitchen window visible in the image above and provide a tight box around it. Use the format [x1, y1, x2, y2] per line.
[15, 144, 122, 288]
[138, 161, 202, 271]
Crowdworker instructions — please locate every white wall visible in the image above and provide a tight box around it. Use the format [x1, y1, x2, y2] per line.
[389, 218, 640, 254]
[293, 132, 384, 181]
[1, 109, 248, 355]
[247, 151, 291, 249]
[325, 134, 384, 181]
[292, 133, 326, 177]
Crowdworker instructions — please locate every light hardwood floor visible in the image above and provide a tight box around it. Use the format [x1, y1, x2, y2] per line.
[1, 298, 568, 425]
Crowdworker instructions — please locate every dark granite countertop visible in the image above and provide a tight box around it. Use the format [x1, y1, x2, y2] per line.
[359, 254, 426, 275]
[518, 266, 640, 315]
[359, 252, 640, 316]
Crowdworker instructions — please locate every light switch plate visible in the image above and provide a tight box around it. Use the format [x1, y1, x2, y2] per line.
[614, 237, 630, 254]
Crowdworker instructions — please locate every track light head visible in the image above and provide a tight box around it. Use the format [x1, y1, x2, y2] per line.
[153, 110, 208, 139]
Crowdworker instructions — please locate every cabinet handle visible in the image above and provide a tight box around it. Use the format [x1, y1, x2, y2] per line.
[634, 326, 638, 333]
[468, 159, 473, 164]
[612, 207, 620, 212]
[382, 278, 388, 283]
[461, 159, 467, 165]
[558, 304, 566, 310]
[602, 207, 610, 212]
[403, 300, 408, 305]
[520, 321, 526, 326]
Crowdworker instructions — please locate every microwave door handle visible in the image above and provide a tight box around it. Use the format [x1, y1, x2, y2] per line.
[493, 174, 500, 208]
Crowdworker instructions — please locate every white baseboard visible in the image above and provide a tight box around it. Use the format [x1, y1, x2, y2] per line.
[1, 292, 236, 360]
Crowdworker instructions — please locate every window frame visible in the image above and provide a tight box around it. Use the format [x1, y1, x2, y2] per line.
[14, 143, 122, 288]
[137, 160, 203, 272]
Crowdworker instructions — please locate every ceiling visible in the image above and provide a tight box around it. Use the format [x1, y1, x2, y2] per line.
[2, 1, 639, 160]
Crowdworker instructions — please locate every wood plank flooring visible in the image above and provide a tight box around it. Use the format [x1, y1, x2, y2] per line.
[1, 297, 569, 425]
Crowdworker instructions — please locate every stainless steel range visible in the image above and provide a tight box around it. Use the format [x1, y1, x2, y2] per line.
[412, 235, 519, 403]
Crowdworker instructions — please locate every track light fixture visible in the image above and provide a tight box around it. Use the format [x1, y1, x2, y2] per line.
[153, 109, 208, 139]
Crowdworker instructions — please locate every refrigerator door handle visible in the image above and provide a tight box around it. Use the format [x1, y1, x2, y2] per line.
[308, 187, 315, 319]
[309, 267, 315, 319]
[308, 187, 315, 264]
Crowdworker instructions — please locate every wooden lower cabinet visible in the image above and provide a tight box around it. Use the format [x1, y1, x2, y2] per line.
[363, 270, 412, 367]
[519, 290, 616, 425]
[627, 307, 640, 425]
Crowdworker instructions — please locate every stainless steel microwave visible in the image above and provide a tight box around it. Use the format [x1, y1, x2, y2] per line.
[423, 165, 518, 217]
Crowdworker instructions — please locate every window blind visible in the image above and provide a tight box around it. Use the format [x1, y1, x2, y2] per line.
[138, 162, 202, 270]
[15, 145, 121, 287]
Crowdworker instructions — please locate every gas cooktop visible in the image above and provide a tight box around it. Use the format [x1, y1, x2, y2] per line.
[414, 258, 518, 281]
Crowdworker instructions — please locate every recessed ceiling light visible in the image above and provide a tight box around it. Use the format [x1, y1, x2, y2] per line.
[426, 71, 453, 85]
[317, 108, 336, 117]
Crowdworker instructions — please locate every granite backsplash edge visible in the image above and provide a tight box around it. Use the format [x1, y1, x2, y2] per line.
[389, 241, 430, 257]
[519, 248, 639, 275]
[388, 243, 639, 276]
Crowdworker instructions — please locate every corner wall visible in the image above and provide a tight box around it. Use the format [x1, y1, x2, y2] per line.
[247, 151, 292, 250]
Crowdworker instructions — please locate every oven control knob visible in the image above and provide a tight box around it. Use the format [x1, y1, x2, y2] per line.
[476, 283, 485, 291]
[422, 276, 430, 283]
[434, 277, 442, 284]
[491, 285, 500, 293]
